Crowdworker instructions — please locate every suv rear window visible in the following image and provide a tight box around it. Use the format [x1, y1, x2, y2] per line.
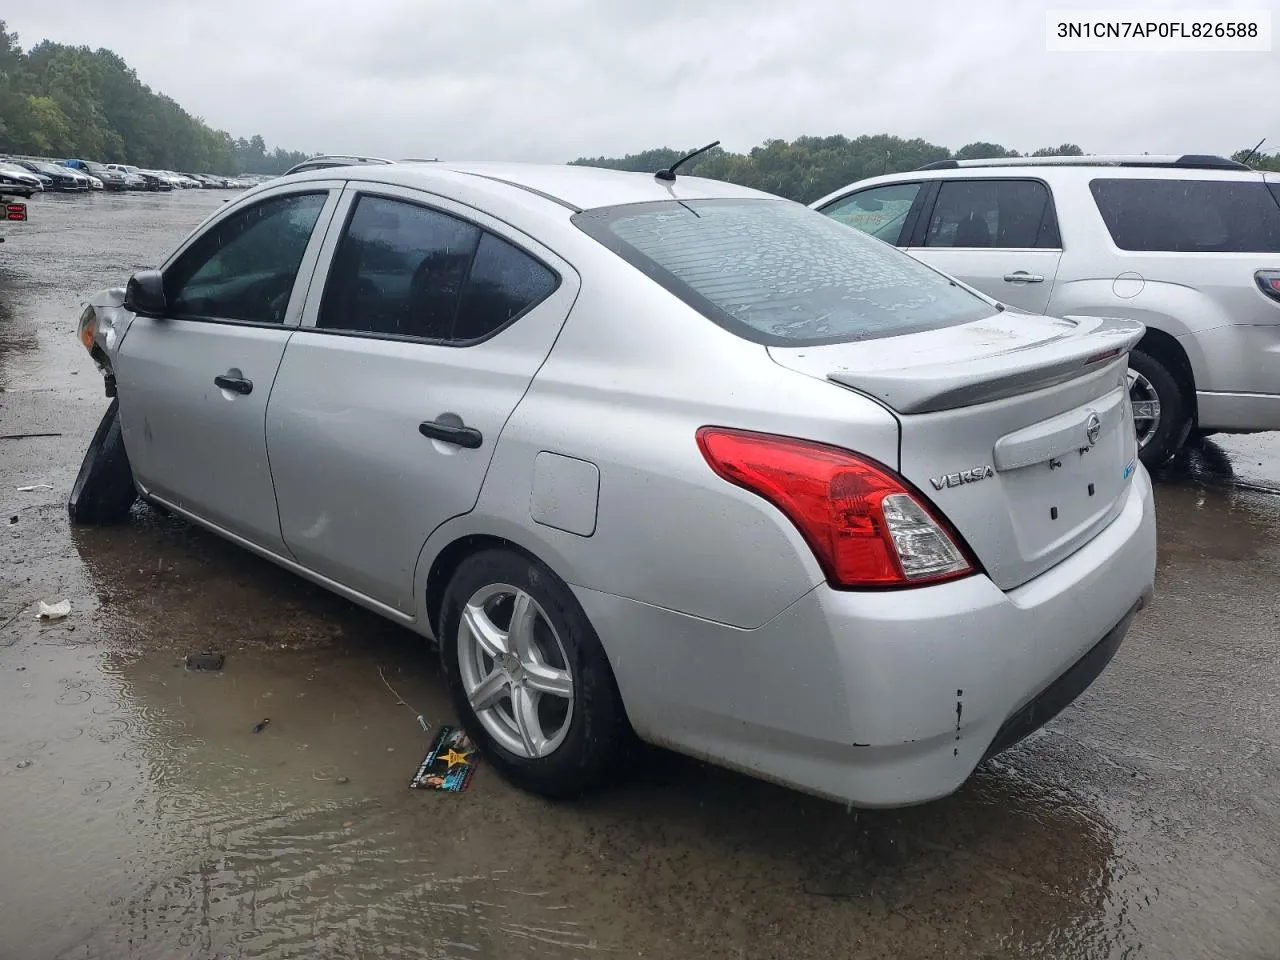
[573, 199, 994, 346]
[1090, 178, 1280, 253]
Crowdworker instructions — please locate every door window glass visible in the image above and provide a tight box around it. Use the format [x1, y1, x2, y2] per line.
[453, 233, 558, 341]
[924, 180, 1060, 249]
[318, 195, 557, 342]
[819, 183, 921, 244]
[165, 192, 327, 324]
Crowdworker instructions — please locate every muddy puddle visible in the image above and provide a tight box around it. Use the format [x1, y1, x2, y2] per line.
[2, 189, 1278, 959]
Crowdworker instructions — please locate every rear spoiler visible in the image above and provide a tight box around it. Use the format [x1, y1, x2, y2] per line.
[827, 316, 1144, 414]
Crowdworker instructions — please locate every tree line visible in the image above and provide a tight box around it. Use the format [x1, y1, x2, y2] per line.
[573, 137, 1280, 205]
[0, 21, 311, 175]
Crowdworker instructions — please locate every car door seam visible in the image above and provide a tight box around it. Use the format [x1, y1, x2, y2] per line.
[408, 276, 586, 605]
[262, 328, 300, 563]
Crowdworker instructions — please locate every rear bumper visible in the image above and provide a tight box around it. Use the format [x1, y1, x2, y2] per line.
[981, 601, 1134, 762]
[577, 465, 1156, 808]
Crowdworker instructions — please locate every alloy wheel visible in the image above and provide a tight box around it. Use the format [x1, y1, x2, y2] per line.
[1127, 368, 1162, 450]
[456, 583, 575, 759]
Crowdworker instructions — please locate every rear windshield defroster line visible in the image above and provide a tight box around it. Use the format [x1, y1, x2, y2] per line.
[572, 199, 996, 348]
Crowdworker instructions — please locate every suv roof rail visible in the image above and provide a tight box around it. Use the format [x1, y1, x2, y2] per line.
[913, 154, 1251, 172]
[284, 155, 394, 176]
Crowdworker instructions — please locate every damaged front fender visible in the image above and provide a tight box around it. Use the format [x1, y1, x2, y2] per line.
[77, 287, 133, 393]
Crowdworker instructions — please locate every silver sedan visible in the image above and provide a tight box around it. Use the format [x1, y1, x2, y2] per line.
[71, 160, 1156, 807]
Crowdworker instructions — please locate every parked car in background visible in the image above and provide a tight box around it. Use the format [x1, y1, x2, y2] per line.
[165, 172, 202, 189]
[86, 174, 104, 191]
[64, 160, 128, 191]
[812, 154, 1280, 465]
[69, 162, 1155, 809]
[12, 159, 90, 192]
[0, 161, 44, 197]
[105, 164, 172, 191]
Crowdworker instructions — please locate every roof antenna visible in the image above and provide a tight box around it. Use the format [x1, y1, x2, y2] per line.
[1240, 137, 1267, 166]
[655, 140, 720, 181]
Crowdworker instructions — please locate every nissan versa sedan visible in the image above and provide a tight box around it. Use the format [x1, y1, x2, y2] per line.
[70, 162, 1156, 807]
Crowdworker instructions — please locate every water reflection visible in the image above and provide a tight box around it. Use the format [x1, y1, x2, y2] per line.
[5, 516, 1131, 958]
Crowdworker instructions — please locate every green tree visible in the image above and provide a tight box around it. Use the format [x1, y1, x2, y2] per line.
[953, 141, 1021, 161]
[1233, 146, 1280, 172]
[1031, 143, 1084, 157]
[0, 24, 307, 174]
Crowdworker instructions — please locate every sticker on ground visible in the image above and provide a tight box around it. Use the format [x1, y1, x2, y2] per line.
[410, 725, 478, 792]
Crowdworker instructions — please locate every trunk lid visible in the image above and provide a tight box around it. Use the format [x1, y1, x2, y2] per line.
[769, 312, 1145, 590]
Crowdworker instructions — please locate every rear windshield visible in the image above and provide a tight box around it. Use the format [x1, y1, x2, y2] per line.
[1090, 178, 1280, 253]
[572, 199, 995, 346]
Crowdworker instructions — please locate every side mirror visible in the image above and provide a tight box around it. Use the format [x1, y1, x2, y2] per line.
[123, 270, 166, 317]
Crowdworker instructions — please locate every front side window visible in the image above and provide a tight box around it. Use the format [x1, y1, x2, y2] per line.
[819, 183, 922, 244]
[924, 179, 1060, 249]
[573, 199, 995, 347]
[318, 195, 558, 342]
[164, 192, 327, 324]
[1090, 178, 1280, 253]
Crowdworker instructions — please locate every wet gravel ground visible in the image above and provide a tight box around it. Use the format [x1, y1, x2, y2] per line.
[2, 189, 1279, 960]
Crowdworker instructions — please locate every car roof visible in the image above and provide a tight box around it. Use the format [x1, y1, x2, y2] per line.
[809, 158, 1267, 209]
[287, 160, 778, 212]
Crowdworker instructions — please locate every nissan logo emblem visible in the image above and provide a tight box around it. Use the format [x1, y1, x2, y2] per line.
[1086, 412, 1102, 446]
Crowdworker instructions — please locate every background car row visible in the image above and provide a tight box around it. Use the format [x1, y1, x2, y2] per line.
[0, 156, 266, 196]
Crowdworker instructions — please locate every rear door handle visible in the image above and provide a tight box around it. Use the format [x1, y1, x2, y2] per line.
[213, 374, 253, 395]
[419, 418, 483, 449]
[1003, 272, 1045, 284]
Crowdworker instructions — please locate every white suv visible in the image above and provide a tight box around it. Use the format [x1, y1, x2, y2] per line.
[812, 155, 1280, 465]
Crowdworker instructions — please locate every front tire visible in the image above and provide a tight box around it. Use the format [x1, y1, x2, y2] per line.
[68, 398, 137, 524]
[1129, 349, 1189, 468]
[439, 549, 628, 799]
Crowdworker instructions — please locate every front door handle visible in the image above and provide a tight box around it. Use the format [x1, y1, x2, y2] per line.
[214, 374, 253, 395]
[419, 418, 483, 449]
[1003, 271, 1045, 284]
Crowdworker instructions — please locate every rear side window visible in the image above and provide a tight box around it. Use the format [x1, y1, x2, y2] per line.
[318, 195, 558, 343]
[573, 199, 995, 347]
[924, 179, 1060, 249]
[1090, 178, 1280, 252]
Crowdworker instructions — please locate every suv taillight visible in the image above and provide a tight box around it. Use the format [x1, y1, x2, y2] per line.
[696, 427, 976, 589]
[1256, 270, 1280, 304]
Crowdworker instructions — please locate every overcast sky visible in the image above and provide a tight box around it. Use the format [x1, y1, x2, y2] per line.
[3, 0, 1271, 162]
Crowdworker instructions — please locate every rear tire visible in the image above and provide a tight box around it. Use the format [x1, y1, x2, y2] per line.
[68, 398, 137, 525]
[1129, 349, 1189, 468]
[439, 549, 628, 799]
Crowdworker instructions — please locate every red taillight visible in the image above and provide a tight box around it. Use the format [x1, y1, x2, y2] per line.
[1256, 270, 1280, 303]
[696, 427, 976, 589]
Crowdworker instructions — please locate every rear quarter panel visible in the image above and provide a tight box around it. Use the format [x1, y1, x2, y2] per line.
[414, 244, 902, 631]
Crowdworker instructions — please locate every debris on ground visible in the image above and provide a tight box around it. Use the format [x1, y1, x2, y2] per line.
[36, 600, 71, 620]
[16, 484, 54, 492]
[1, 432, 63, 440]
[410, 726, 479, 792]
[378, 665, 431, 733]
[252, 718, 271, 734]
[185, 651, 226, 671]
[0, 604, 29, 633]
[8, 516, 17, 524]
